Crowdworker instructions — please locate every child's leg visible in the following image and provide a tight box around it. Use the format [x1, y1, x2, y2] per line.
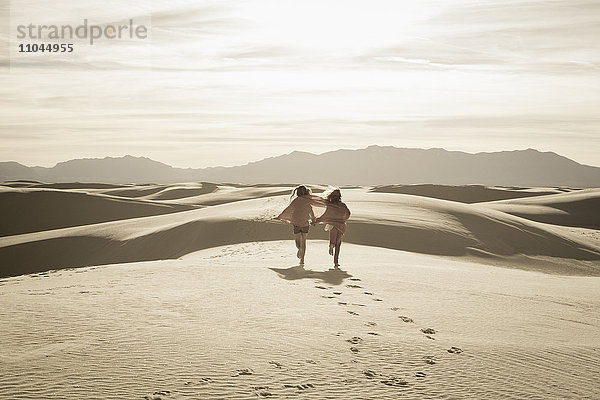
[333, 229, 342, 266]
[328, 229, 335, 255]
[294, 232, 302, 251]
[299, 232, 307, 264]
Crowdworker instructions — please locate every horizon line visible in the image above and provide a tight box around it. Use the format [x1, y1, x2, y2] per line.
[3, 145, 599, 169]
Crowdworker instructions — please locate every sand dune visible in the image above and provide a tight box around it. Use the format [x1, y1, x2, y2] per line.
[1, 242, 598, 399]
[30, 182, 128, 190]
[160, 185, 300, 206]
[0, 186, 196, 236]
[347, 193, 599, 260]
[0, 185, 598, 277]
[89, 184, 171, 198]
[141, 183, 219, 201]
[85, 182, 296, 206]
[482, 188, 600, 229]
[371, 184, 565, 203]
[1, 180, 46, 187]
[1, 182, 599, 399]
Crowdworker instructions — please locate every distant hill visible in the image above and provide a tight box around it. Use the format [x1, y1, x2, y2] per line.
[1, 146, 599, 186]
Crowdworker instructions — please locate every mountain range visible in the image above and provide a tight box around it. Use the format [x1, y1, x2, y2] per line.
[1, 146, 599, 186]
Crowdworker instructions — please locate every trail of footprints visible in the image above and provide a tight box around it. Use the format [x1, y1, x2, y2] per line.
[324, 273, 464, 391]
[143, 272, 463, 399]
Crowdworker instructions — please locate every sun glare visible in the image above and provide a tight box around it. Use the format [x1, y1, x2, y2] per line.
[237, 0, 438, 52]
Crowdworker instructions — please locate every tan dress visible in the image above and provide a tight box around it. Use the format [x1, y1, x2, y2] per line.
[276, 195, 326, 227]
[277, 196, 351, 235]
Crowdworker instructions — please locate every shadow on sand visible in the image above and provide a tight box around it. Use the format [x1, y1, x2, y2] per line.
[269, 265, 353, 286]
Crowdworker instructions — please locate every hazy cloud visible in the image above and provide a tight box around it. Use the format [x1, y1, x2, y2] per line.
[1, 0, 599, 168]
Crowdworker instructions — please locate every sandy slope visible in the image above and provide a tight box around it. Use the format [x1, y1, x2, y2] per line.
[0, 185, 599, 277]
[0, 186, 197, 236]
[371, 184, 565, 203]
[483, 189, 600, 229]
[0, 242, 598, 399]
[154, 185, 299, 206]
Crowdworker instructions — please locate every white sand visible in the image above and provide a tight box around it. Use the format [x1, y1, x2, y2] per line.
[0, 182, 599, 398]
[1, 241, 598, 399]
[1, 185, 599, 277]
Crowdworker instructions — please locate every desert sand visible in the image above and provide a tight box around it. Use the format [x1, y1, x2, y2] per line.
[1, 181, 599, 399]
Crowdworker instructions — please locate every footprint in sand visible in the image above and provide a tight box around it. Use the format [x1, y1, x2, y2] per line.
[305, 359, 317, 364]
[144, 390, 171, 400]
[346, 336, 363, 344]
[398, 316, 414, 323]
[338, 301, 348, 306]
[364, 291, 373, 295]
[367, 332, 380, 336]
[233, 368, 254, 376]
[268, 361, 283, 369]
[423, 356, 436, 365]
[363, 370, 379, 379]
[347, 310, 360, 316]
[351, 303, 366, 307]
[346, 284, 363, 289]
[186, 377, 212, 385]
[425, 335, 435, 340]
[380, 376, 409, 387]
[415, 372, 427, 378]
[284, 383, 314, 390]
[252, 386, 273, 397]
[296, 383, 314, 390]
[315, 285, 328, 290]
[365, 321, 377, 327]
[321, 295, 336, 299]
[390, 307, 401, 311]
[350, 347, 360, 354]
[421, 328, 436, 335]
[447, 346, 463, 354]
[333, 291, 342, 295]
[373, 298, 383, 302]
[349, 278, 361, 281]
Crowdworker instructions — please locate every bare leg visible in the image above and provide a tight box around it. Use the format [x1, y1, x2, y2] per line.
[332, 229, 342, 267]
[294, 232, 302, 258]
[299, 232, 307, 264]
[328, 230, 335, 255]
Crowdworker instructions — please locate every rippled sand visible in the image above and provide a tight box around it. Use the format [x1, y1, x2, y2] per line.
[1, 241, 598, 399]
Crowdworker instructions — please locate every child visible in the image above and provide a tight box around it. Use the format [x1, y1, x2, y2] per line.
[276, 185, 322, 265]
[315, 189, 351, 268]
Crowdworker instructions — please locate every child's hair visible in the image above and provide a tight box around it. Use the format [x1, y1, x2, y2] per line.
[291, 185, 311, 198]
[326, 189, 342, 203]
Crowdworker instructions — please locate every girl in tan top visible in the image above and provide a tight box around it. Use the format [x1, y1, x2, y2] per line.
[277, 185, 324, 265]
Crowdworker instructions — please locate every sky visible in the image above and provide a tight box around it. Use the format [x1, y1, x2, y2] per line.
[1, 0, 599, 168]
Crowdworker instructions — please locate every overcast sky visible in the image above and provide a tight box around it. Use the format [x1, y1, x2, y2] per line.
[1, 0, 599, 168]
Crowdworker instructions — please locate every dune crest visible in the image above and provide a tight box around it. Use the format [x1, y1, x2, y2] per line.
[0, 183, 598, 277]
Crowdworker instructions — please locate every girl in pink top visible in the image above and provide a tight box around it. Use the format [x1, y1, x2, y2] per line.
[315, 189, 351, 268]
